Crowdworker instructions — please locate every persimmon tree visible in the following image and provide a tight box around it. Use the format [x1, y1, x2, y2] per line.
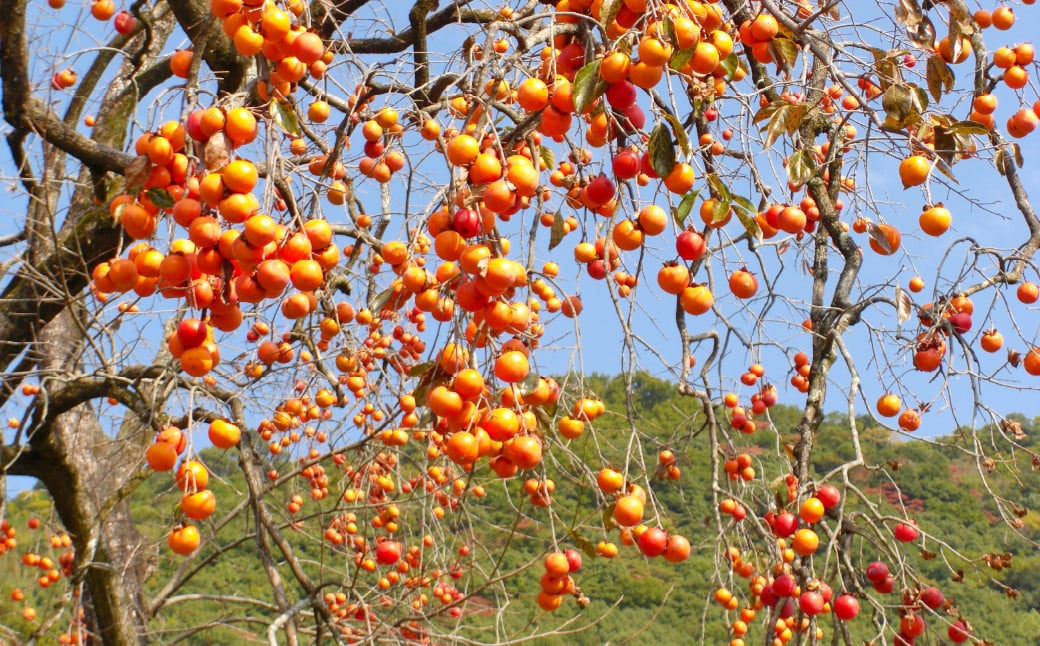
[1, 0, 1039, 644]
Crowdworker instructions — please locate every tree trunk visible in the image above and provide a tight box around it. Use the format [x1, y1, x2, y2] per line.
[22, 308, 155, 646]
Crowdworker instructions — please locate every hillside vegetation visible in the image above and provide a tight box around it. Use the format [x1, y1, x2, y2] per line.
[3, 373, 1039, 644]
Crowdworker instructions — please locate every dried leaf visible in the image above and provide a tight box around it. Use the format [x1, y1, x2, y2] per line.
[771, 37, 799, 69]
[934, 126, 957, 166]
[548, 211, 566, 251]
[760, 103, 791, 148]
[203, 132, 232, 171]
[907, 14, 936, 50]
[896, 286, 912, 325]
[599, 0, 622, 29]
[894, 0, 923, 28]
[539, 146, 555, 171]
[867, 222, 895, 254]
[1008, 348, 1021, 367]
[753, 99, 785, 124]
[948, 20, 964, 65]
[784, 103, 808, 137]
[933, 156, 958, 183]
[124, 155, 152, 189]
[871, 48, 903, 91]
[1001, 418, 1027, 441]
[926, 56, 954, 102]
[882, 84, 923, 130]
[947, 1, 975, 35]
[787, 149, 817, 188]
[995, 149, 1008, 176]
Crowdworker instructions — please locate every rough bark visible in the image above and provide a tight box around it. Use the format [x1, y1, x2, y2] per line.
[18, 309, 155, 645]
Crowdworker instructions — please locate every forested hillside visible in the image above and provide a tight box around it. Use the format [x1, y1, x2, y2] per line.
[3, 373, 1038, 644]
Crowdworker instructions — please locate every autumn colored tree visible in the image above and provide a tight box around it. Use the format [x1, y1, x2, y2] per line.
[1, 0, 1040, 644]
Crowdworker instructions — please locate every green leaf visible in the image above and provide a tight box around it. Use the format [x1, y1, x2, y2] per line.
[270, 100, 300, 136]
[548, 211, 566, 251]
[711, 198, 731, 224]
[705, 173, 730, 202]
[412, 383, 434, 413]
[532, 406, 552, 433]
[734, 204, 761, 238]
[663, 112, 691, 156]
[572, 60, 607, 114]
[539, 146, 555, 171]
[408, 361, 435, 378]
[719, 53, 741, 82]
[669, 47, 695, 72]
[926, 56, 954, 102]
[145, 187, 175, 209]
[648, 122, 676, 179]
[673, 189, 700, 227]
[568, 529, 598, 559]
[731, 194, 757, 220]
[786, 150, 817, 188]
[602, 504, 616, 531]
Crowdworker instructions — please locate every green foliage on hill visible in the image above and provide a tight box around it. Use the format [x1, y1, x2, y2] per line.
[2, 373, 1039, 643]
